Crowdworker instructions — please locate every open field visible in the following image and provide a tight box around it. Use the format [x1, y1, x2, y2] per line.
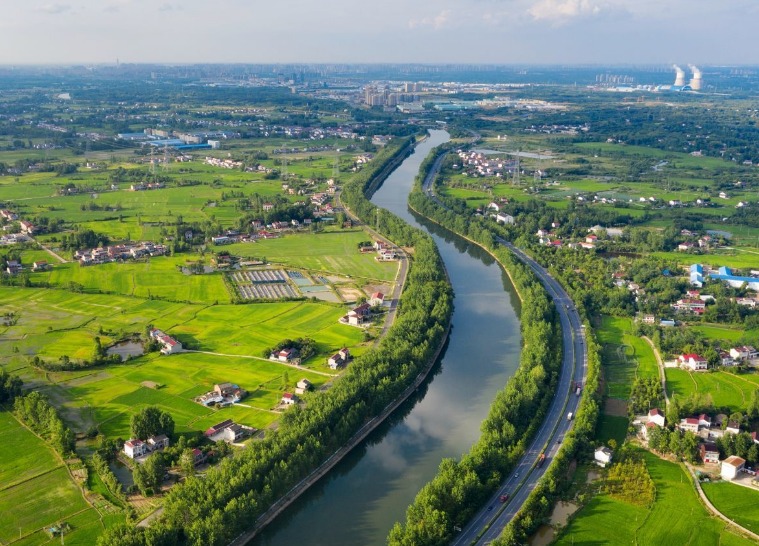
[597, 316, 658, 400]
[223, 230, 399, 281]
[0, 413, 90, 544]
[595, 414, 629, 447]
[555, 450, 754, 545]
[665, 368, 759, 412]
[702, 481, 759, 535]
[691, 324, 757, 343]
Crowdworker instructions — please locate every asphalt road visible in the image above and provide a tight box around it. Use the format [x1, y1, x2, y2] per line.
[451, 240, 588, 546]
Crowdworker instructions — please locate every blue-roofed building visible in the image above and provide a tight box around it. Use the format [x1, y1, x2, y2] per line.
[709, 268, 759, 292]
[690, 263, 704, 287]
[148, 139, 186, 148]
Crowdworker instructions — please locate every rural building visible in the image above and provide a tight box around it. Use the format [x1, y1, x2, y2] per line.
[281, 392, 298, 405]
[496, 212, 515, 225]
[204, 419, 255, 443]
[730, 346, 758, 362]
[594, 446, 613, 467]
[343, 303, 371, 326]
[5, 261, 21, 275]
[370, 292, 385, 306]
[719, 351, 735, 366]
[124, 439, 148, 459]
[648, 408, 665, 427]
[709, 266, 759, 292]
[32, 260, 50, 271]
[678, 417, 700, 433]
[698, 414, 712, 428]
[192, 448, 206, 466]
[149, 329, 182, 355]
[276, 348, 298, 362]
[721, 456, 746, 481]
[679, 353, 708, 372]
[295, 378, 312, 394]
[147, 434, 170, 451]
[672, 299, 706, 315]
[700, 442, 720, 464]
[726, 421, 742, 435]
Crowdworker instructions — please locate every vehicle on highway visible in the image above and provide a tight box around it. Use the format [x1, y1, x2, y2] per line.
[499, 494, 509, 503]
[536, 453, 546, 468]
[567, 412, 573, 421]
[488, 505, 493, 511]
[514, 472, 519, 478]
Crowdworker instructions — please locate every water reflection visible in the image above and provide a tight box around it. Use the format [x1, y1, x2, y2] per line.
[252, 130, 522, 546]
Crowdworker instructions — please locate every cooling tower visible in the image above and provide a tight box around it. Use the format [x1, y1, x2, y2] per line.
[673, 65, 685, 87]
[689, 65, 702, 91]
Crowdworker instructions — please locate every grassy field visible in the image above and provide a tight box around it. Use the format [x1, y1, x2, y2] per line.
[691, 323, 756, 343]
[665, 368, 759, 412]
[223, 230, 399, 281]
[596, 414, 629, 447]
[555, 450, 754, 545]
[702, 481, 759, 535]
[0, 412, 92, 544]
[597, 316, 659, 400]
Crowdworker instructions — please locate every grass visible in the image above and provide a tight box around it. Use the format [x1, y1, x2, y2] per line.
[0, 412, 61, 488]
[596, 414, 629, 447]
[702, 481, 759, 535]
[665, 368, 759, 412]
[224, 230, 398, 281]
[691, 324, 755, 343]
[597, 316, 659, 400]
[555, 450, 754, 545]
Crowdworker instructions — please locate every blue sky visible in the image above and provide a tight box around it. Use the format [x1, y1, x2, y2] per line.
[1, 0, 756, 65]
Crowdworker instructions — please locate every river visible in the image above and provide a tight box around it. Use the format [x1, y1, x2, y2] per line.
[252, 130, 522, 546]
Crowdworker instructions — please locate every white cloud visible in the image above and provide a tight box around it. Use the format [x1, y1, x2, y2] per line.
[528, 0, 601, 22]
[408, 9, 452, 30]
[37, 3, 72, 14]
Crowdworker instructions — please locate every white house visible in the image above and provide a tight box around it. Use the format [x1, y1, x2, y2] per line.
[721, 456, 746, 481]
[123, 439, 148, 459]
[679, 353, 708, 372]
[648, 408, 666, 427]
[281, 392, 298, 405]
[496, 212, 515, 225]
[147, 434, 170, 451]
[295, 378, 312, 395]
[730, 346, 758, 361]
[700, 442, 720, 464]
[698, 414, 712, 428]
[369, 292, 385, 307]
[678, 417, 700, 433]
[594, 446, 613, 467]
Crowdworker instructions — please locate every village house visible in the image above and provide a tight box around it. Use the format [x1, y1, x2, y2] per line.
[5, 260, 21, 275]
[328, 348, 351, 370]
[150, 329, 182, 355]
[19, 220, 35, 234]
[726, 421, 742, 435]
[719, 351, 735, 366]
[32, 260, 50, 271]
[281, 392, 298, 406]
[370, 292, 385, 307]
[679, 353, 708, 372]
[721, 456, 746, 481]
[274, 348, 298, 363]
[204, 419, 255, 443]
[342, 303, 371, 326]
[730, 346, 758, 362]
[192, 448, 206, 466]
[700, 442, 720, 464]
[496, 212, 515, 225]
[648, 408, 666, 427]
[642, 314, 656, 325]
[678, 417, 700, 433]
[123, 439, 148, 459]
[699, 414, 712, 428]
[594, 446, 613, 468]
[672, 298, 706, 315]
[295, 378, 312, 395]
[147, 434, 170, 451]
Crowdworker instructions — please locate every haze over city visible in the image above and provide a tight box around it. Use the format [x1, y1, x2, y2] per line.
[1, 0, 758, 65]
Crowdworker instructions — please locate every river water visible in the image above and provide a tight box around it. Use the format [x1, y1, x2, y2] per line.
[252, 130, 522, 546]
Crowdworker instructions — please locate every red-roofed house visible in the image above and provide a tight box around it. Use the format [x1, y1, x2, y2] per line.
[370, 292, 385, 306]
[721, 456, 746, 480]
[281, 392, 297, 405]
[124, 439, 148, 459]
[648, 409, 665, 427]
[700, 442, 719, 464]
[679, 353, 708, 372]
[678, 417, 700, 433]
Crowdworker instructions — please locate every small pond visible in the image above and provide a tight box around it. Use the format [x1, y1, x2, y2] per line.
[106, 340, 144, 361]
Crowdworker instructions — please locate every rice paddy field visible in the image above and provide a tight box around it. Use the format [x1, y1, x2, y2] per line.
[554, 450, 754, 546]
[597, 316, 659, 400]
[665, 368, 759, 412]
[702, 481, 759, 536]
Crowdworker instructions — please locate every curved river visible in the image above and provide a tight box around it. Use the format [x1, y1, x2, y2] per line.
[253, 130, 522, 545]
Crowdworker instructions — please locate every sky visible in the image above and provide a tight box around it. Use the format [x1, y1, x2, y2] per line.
[0, 0, 757, 65]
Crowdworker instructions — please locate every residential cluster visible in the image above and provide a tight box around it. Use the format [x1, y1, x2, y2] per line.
[639, 409, 759, 482]
[75, 241, 168, 266]
[204, 419, 256, 444]
[195, 383, 247, 408]
[453, 150, 518, 178]
[123, 434, 170, 460]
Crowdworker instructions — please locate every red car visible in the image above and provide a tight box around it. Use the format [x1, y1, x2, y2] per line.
[499, 494, 509, 503]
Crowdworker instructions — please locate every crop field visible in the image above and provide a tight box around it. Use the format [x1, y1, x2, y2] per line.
[665, 368, 759, 412]
[691, 323, 756, 343]
[55, 351, 331, 438]
[649, 251, 759, 271]
[0, 413, 89, 544]
[223, 231, 399, 281]
[702, 481, 759, 535]
[597, 316, 659, 400]
[36, 255, 231, 304]
[555, 450, 753, 546]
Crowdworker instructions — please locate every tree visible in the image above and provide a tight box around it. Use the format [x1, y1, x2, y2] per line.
[133, 454, 165, 495]
[180, 448, 196, 478]
[130, 406, 174, 440]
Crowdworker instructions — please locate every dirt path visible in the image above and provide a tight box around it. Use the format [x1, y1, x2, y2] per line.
[685, 463, 759, 542]
[181, 350, 337, 378]
[34, 239, 68, 263]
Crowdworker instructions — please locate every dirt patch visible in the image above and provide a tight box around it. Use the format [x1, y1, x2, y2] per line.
[337, 287, 363, 303]
[604, 397, 628, 417]
[141, 381, 160, 389]
[326, 275, 352, 284]
[362, 282, 391, 298]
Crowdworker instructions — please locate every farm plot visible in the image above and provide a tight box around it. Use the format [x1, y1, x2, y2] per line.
[229, 269, 299, 300]
[598, 316, 659, 400]
[702, 481, 759, 535]
[665, 368, 759, 413]
[555, 450, 753, 546]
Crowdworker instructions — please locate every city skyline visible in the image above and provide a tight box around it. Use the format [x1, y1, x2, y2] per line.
[1, 1, 757, 65]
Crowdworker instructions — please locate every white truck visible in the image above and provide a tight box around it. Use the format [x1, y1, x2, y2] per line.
[567, 412, 573, 421]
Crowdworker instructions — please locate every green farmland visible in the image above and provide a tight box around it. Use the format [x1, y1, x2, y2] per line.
[555, 451, 753, 546]
[665, 368, 759, 413]
[598, 316, 659, 400]
[702, 481, 759, 536]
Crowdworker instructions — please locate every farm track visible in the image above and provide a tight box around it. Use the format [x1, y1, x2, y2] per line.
[181, 350, 337, 377]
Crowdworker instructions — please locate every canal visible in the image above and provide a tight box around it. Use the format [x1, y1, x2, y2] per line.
[252, 130, 522, 545]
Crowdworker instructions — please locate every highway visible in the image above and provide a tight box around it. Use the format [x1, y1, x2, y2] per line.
[417, 142, 589, 545]
[452, 240, 588, 545]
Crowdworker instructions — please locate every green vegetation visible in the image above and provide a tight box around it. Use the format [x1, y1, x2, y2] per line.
[665, 368, 759, 413]
[554, 450, 753, 546]
[702, 482, 759, 535]
[598, 316, 659, 400]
